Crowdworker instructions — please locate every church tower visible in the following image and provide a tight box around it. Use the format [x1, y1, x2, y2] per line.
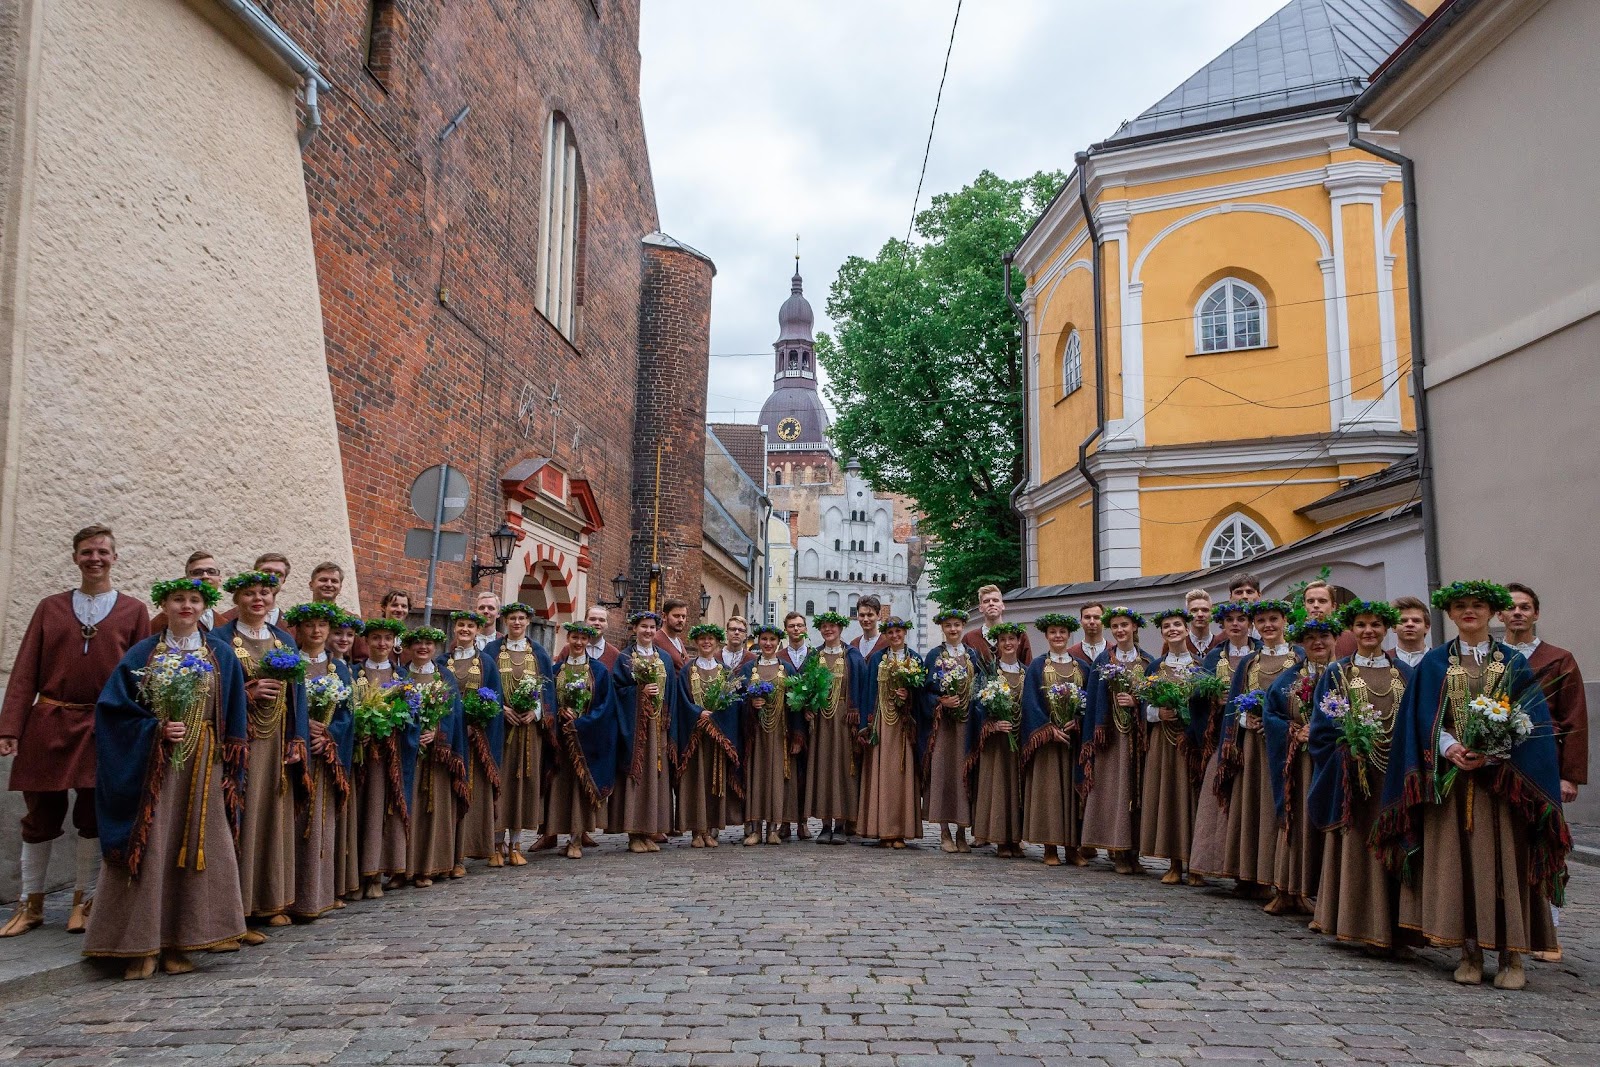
[758, 268, 833, 472]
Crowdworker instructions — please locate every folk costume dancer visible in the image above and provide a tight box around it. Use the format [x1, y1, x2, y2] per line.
[856, 617, 923, 849]
[654, 599, 691, 670]
[923, 609, 978, 853]
[148, 551, 223, 634]
[738, 625, 800, 845]
[585, 605, 621, 671]
[1303, 579, 1358, 661]
[330, 612, 363, 901]
[83, 577, 248, 979]
[778, 612, 813, 840]
[963, 584, 1034, 673]
[722, 616, 756, 671]
[398, 627, 467, 887]
[1187, 601, 1260, 884]
[676, 624, 744, 847]
[1308, 600, 1412, 950]
[1501, 584, 1588, 805]
[1065, 602, 1107, 864]
[610, 611, 678, 853]
[1185, 590, 1217, 657]
[444, 612, 504, 872]
[968, 624, 1027, 858]
[485, 603, 555, 864]
[1080, 607, 1154, 875]
[1, 524, 149, 938]
[1020, 613, 1087, 867]
[285, 604, 356, 921]
[1141, 609, 1206, 886]
[353, 619, 416, 897]
[1373, 581, 1569, 990]
[850, 596, 889, 660]
[1393, 596, 1432, 669]
[1263, 618, 1339, 915]
[806, 611, 867, 845]
[214, 570, 306, 942]
[1194, 599, 1298, 895]
[547, 622, 617, 858]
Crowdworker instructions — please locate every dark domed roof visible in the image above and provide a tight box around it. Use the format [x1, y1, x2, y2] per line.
[759, 384, 829, 449]
[777, 271, 814, 343]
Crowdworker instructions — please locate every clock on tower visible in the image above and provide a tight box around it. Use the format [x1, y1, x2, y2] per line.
[777, 417, 802, 442]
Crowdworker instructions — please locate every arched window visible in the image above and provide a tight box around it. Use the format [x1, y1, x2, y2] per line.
[805, 600, 815, 616]
[363, 0, 399, 85]
[1196, 278, 1265, 353]
[848, 594, 859, 614]
[1203, 512, 1273, 568]
[1061, 329, 1084, 396]
[538, 113, 584, 342]
[873, 541, 881, 553]
[834, 538, 841, 551]
[827, 592, 840, 611]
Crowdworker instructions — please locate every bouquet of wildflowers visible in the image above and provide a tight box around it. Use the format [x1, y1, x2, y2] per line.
[784, 655, 836, 718]
[698, 672, 745, 716]
[889, 658, 927, 694]
[305, 673, 351, 725]
[932, 650, 971, 720]
[745, 679, 777, 702]
[977, 677, 1021, 751]
[1438, 691, 1538, 796]
[386, 677, 451, 734]
[1191, 671, 1230, 707]
[461, 685, 502, 727]
[632, 655, 666, 710]
[353, 682, 409, 744]
[1046, 679, 1086, 727]
[507, 674, 543, 722]
[136, 650, 216, 765]
[1230, 689, 1268, 728]
[1140, 664, 1196, 726]
[258, 646, 307, 683]
[1319, 689, 1383, 797]
[1097, 661, 1139, 695]
[557, 665, 592, 716]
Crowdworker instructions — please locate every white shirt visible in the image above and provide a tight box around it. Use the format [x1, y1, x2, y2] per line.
[632, 644, 657, 659]
[1079, 639, 1107, 661]
[164, 629, 203, 651]
[452, 645, 476, 662]
[941, 642, 965, 658]
[1226, 640, 1254, 658]
[667, 635, 686, 656]
[475, 634, 491, 651]
[306, 650, 328, 665]
[1460, 639, 1491, 663]
[998, 659, 1023, 674]
[693, 656, 721, 671]
[72, 589, 119, 627]
[784, 644, 809, 669]
[503, 637, 530, 652]
[1509, 637, 1542, 658]
[1163, 651, 1195, 669]
[1112, 646, 1139, 664]
[721, 648, 746, 670]
[1395, 647, 1428, 668]
[1354, 653, 1390, 668]
[363, 659, 392, 672]
[238, 620, 272, 642]
[588, 638, 608, 660]
[1047, 652, 1075, 666]
[265, 605, 281, 627]
[410, 661, 437, 675]
[1261, 643, 1292, 657]
[198, 607, 216, 630]
[757, 655, 781, 667]
[821, 644, 845, 656]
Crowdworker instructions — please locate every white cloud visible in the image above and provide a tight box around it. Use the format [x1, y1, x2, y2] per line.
[641, 0, 1289, 421]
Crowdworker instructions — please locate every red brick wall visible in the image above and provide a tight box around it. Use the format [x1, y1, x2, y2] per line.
[629, 241, 713, 615]
[258, 0, 691, 619]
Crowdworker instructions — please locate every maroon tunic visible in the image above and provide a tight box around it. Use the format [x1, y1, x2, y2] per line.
[654, 635, 689, 670]
[1528, 641, 1588, 784]
[1, 591, 151, 791]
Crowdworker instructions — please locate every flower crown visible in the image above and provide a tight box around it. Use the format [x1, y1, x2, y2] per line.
[363, 618, 407, 636]
[1289, 618, 1343, 641]
[401, 626, 447, 645]
[881, 616, 912, 631]
[933, 608, 967, 625]
[1337, 599, 1401, 629]
[688, 623, 726, 642]
[449, 610, 488, 627]
[285, 602, 342, 626]
[500, 602, 536, 618]
[628, 611, 662, 628]
[1033, 612, 1080, 634]
[1152, 607, 1192, 626]
[1431, 580, 1513, 613]
[1211, 600, 1250, 621]
[751, 624, 784, 639]
[1103, 606, 1146, 629]
[563, 621, 600, 639]
[988, 622, 1027, 639]
[334, 610, 364, 632]
[223, 570, 281, 594]
[151, 577, 222, 609]
[1248, 599, 1294, 619]
[812, 610, 851, 629]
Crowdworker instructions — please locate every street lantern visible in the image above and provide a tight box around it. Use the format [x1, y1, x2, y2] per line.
[470, 522, 518, 587]
[699, 586, 711, 618]
[597, 572, 631, 608]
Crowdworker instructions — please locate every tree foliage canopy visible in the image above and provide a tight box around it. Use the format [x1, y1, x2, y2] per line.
[816, 169, 1064, 609]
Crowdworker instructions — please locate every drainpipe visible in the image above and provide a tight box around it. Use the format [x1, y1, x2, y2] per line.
[1075, 153, 1106, 581]
[1002, 253, 1030, 586]
[1347, 117, 1442, 622]
[217, 0, 329, 150]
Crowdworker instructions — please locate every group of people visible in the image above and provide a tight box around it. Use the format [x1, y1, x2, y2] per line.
[0, 527, 1585, 993]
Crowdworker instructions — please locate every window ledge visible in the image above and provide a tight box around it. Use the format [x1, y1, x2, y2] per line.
[1188, 343, 1277, 357]
[1053, 384, 1085, 407]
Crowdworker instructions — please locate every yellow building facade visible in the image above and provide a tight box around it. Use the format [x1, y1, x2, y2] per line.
[1015, 0, 1431, 586]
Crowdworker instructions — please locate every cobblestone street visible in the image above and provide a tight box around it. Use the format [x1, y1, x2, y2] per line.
[1, 832, 1595, 1066]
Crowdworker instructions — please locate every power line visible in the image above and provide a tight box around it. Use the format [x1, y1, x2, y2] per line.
[904, 0, 963, 249]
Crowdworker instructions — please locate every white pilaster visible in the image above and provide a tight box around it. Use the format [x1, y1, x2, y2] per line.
[1325, 161, 1401, 431]
[1097, 202, 1142, 449]
[1098, 471, 1142, 578]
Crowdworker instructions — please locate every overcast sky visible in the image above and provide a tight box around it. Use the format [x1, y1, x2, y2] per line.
[639, 0, 1288, 423]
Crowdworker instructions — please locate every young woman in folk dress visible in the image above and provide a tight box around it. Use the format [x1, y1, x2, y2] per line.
[1079, 607, 1154, 875]
[1020, 613, 1086, 867]
[329, 612, 363, 902]
[352, 618, 415, 898]
[442, 611, 503, 873]
[857, 617, 923, 849]
[399, 628, 467, 887]
[676, 624, 744, 848]
[968, 624, 1027, 858]
[484, 603, 555, 865]
[1141, 609, 1204, 886]
[285, 603, 356, 921]
[922, 609, 979, 854]
[1263, 618, 1340, 915]
[738, 625, 799, 845]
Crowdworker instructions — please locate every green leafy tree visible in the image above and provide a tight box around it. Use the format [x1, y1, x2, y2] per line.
[816, 169, 1064, 609]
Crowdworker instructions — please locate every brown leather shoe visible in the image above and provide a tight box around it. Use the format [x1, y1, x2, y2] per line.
[0, 894, 44, 938]
[487, 851, 504, 868]
[507, 849, 527, 866]
[66, 891, 91, 934]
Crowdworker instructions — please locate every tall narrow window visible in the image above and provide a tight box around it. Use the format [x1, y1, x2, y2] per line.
[538, 113, 584, 342]
[805, 600, 815, 616]
[1203, 513, 1272, 568]
[1196, 278, 1265, 353]
[364, 0, 399, 85]
[1061, 329, 1083, 395]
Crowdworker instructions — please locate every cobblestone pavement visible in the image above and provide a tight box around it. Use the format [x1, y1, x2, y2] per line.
[0, 829, 1595, 1066]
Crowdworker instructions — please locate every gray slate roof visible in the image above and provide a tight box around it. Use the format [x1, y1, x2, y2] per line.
[1104, 0, 1423, 146]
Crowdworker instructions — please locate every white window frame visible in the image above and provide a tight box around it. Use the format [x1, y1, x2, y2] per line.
[1202, 512, 1273, 569]
[1061, 329, 1083, 396]
[537, 113, 581, 341]
[1194, 278, 1266, 354]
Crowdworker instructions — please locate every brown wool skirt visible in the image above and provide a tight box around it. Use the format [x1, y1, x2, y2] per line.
[971, 733, 1022, 846]
[679, 736, 739, 833]
[1272, 750, 1317, 897]
[1023, 740, 1079, 847]
[1138, 722, 1193, 863]
[745, 720, 798, 826]
[459, 749, 500, 860]
[923, 711, 971, 827]
[545, 752, 599, 838]
[805, 710, 858, 821]
[408, 756, 459, 878]
[358, 744, 409, 878]
[290, 758, 339, 917]
[335, 786, 361, 897]
[1220, 727, 1278, 884]
[1187, 751, 1228, 876]
[620, 718, 675, 835]
[500, 722, 545, 836]
[1080, 726, 1139, 852]
[1311, 783, 1396, 947]
[238, 731, 295, 918]
[857, 720, 920, 841]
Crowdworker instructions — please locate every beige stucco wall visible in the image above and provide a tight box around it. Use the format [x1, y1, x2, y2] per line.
[0, 0, 356, 896]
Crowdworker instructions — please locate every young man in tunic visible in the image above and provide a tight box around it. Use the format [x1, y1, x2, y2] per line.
[1263, 617, 1340, 915]
[857, 616, 922, 849]
[722, 616, 756, 671]
[443, 611, 503, 872]
[779, 612, 813, 840]
[654, 599, 691, 670]
[804, 611, 867, 845]
[923, 609, 977, 853]
[2, 524, 150, 938]
[964, 585, 1033, 672]
[1142, 609, 1204, 886]
[213, 571, 305, 942]
[1393, 596, 1431, 669]
[285, 603, 355, 921]
[84, 578, 249, 978]
[474, 591, 502, 649]
[1184, 591, 1216, 656]
[1080, 607, 1154, 875]
[740, 625, 799, 845]
[969, 624, 1027, 858]
[353, 618, 414, 897]
[1067, 603, 1107, 676]
[1020, 613, 1085, 866]
[585, 604, 621, 671]
[308, 562, 343, 605]
[485, 603, 555, 865]
[1195, 600, 1298, 895]
[1188, 601, 1260, 883]
[1373, 580, 1568, 989]
[1308, 600, 1412, 950]
[609, 611, 678, 853]
[1501, 583, 1587, 804]
[677, 624, 743, 847]
[398, 627, 466, 886]
[850, 596, 888, 659]
[548, 622, 618, 858]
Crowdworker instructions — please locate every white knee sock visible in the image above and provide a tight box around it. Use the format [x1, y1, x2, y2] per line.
[76, 836, 98, 898]
[19, 840, 52, 896]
